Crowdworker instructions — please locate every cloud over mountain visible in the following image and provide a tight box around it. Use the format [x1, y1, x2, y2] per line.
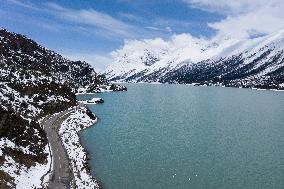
[184, 0, 284, 38]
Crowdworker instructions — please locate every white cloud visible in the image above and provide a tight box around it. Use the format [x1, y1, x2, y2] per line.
[118, 13, 143, 22]
[6, 1, 146, 38]
[110, 33, 234, 66]
[144, 26, 172, 34]
[165, 26, 172, 33]
[184, 0, 281, 15]
[184, 0, 284, 39]
[7, 0, 39, 11]
[145, 26, 163, 31]
[46, 3, 133, 36]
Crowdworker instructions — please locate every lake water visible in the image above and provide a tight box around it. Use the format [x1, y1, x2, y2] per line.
[78, 84, 284, 189]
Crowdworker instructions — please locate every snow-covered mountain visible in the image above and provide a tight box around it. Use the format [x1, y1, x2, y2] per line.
[106, 30, 284, 90]
[0, 29, 121, 188]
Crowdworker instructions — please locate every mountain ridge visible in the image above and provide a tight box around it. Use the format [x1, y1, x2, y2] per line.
[106, 30, 284, 90]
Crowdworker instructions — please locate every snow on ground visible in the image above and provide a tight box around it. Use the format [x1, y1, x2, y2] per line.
[78, 98, 103, 105]
[0, 138, 37, 156]
[59, 107, 100, 189]
[0, 83, 41, 118]
[76, 85, 113, 95]
[0, 141, 52, 188]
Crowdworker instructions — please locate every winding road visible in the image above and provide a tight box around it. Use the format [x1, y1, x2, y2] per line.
[41, 108, 77, 189]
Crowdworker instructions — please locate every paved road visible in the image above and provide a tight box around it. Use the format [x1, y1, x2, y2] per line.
[42, 108, 77, 189]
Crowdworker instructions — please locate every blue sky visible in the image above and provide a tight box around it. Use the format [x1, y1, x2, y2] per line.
[1, 0, 284, 71]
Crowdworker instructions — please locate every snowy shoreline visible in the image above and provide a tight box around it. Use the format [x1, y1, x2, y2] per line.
[57, 105, 101, 189]
[114, 81, 284, 92]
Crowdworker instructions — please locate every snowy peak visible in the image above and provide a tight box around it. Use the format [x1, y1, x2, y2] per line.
[106, 34, 230, 81]
[105, 31, 284, 90]
[141, 49, 161, 66]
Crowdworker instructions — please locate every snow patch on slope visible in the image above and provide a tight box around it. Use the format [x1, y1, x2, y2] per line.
[0, 142, 51, 189]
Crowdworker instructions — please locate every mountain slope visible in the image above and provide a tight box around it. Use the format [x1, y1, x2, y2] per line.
[0, 29, 107, 90]
[0, 29, 116, 188]
[106, 31, 284, 90]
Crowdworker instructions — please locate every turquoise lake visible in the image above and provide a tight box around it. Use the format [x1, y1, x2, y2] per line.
[78, 84, 284, 189]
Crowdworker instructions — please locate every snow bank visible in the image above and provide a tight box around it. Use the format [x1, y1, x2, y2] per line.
[78, 98, 104, 105]
[58, 107, 100, 189]
[76, 84, 123, 95]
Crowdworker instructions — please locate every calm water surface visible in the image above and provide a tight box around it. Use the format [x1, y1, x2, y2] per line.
[78, 84, 284, 189]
